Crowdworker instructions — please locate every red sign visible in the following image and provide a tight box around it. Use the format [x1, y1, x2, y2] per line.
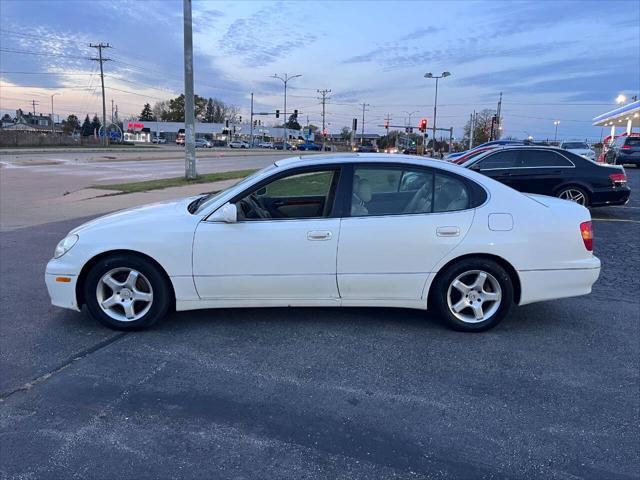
[127, 122, 144, 130]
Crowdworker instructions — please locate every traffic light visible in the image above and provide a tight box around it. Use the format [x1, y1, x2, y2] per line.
[275, 110, 280, 118]
[352, 118, 358, 131]
[253, 120, 257, 127]
[384, 122, 389, 129]
[225, 120, 229, 128]
[323, 129, 328, 137]
[419, 118, 428, 132]
[293, 109, 298, 116]
[239, 116, 242, 123]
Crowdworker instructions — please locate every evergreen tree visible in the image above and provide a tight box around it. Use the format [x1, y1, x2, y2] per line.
[139, 103, 154, 121]
[90, 115, 101, 135]
[80, 115, 92, 136]
[285, 112, 301, 130]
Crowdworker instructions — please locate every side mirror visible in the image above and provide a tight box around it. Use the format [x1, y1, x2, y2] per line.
[209, 202, 237, 223]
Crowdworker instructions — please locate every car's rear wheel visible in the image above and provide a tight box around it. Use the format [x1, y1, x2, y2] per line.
[84, 254, 171, 330]
[557, 186, 589, 206]
[432, 258, 514, 332]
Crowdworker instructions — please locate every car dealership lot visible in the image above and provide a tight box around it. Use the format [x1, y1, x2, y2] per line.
[1, 170, 638, 479]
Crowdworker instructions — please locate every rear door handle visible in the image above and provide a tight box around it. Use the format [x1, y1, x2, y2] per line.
[436, 226, 460, 237]
[307, 230, 332, 241]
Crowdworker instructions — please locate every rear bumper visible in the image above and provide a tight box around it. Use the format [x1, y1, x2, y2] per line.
[45, 272, 81, 312]
[591, 187, 631, 207]
[518, 262, 601, 306]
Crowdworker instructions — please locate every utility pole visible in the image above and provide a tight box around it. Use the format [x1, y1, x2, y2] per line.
[360, 102, 370, 145]
[111, 99, 114, 124]
[31, 99, 39, 116]
[89, 42, 111, 146]
[182, 0, 197, 179]
[271, 73, 302, 150]
[496, 92, 502, 138]
[469, 111, 476, 149]
[317, 88, 331, 151]
[250, 92, 254, 148]
[50, 93, 59, 134]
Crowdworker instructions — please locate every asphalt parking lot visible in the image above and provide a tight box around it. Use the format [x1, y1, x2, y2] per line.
[1, 170, 638, 479]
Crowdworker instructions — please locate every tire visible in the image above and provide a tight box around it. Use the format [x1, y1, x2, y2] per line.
[83, 254, 171, 330]
[431, 258, 514, 332]
[556, 186, 589, 207]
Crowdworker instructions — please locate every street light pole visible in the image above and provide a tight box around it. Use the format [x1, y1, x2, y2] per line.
[402, 110, 418, 149]
[554, 120, 560, 142]
[424, 71, 451, 153]
[271, 73, 302, 150]
[50, 93, 60, 134]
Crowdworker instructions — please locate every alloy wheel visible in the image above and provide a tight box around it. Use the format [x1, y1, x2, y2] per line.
[558, 188, 587, 206]
[96, 267, 153, 322]
[446, 270, 502, 324]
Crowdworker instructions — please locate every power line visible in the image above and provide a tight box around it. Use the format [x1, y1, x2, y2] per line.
[0, 71, 94, 76]
[0, 47, 88, 60]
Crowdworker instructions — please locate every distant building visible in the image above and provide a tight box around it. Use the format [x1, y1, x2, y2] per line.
[1, 109, 53, 131]
[121, 119, 302, 143]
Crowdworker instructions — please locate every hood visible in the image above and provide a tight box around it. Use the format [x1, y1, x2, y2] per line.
[69, 196, 199, 235]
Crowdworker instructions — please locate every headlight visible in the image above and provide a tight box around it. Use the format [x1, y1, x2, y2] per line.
[54, 234, 78, 258]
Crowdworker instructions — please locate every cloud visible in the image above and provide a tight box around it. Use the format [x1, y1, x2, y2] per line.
[218, 3, 317, 67]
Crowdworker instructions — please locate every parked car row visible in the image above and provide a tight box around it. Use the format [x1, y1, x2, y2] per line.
[460, 145, 629, 207]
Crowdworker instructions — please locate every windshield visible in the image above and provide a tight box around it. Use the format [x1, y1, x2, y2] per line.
[192, 163, 278, 214]
[562, 142, 589, 150]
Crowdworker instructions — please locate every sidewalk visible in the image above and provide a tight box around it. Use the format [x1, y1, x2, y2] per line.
[0, 179, 238, 232]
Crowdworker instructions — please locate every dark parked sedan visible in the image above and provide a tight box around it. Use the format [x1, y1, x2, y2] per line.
[462, 146, 630, 207]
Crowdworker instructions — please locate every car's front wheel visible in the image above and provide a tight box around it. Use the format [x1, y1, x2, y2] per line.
[431, 258, 514, 332]
[84, 254, 171, 330]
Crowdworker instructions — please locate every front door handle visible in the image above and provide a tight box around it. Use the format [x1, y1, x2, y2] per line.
[436, 226, 460, 237]
[307, 230, 332, 241]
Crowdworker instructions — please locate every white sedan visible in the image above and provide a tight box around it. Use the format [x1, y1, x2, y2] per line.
[46, 154, 601, 332]
[559, 141, 596, 161]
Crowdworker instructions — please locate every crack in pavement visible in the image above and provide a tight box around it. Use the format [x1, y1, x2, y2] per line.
[0, 332, 128, 402]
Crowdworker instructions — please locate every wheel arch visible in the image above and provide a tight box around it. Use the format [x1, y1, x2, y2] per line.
[76, 249, 176, 309]
[427, 253, 521, 306]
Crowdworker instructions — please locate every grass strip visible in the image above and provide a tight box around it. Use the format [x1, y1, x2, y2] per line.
[94, 169, 257, 194]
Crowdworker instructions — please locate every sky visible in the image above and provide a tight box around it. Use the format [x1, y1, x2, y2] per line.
[0, 0, 639, 141]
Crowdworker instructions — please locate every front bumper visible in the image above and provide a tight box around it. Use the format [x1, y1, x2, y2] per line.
[45, 272, 81, 312]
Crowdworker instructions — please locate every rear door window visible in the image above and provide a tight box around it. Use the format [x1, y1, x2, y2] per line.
[520, 150, 573, 167]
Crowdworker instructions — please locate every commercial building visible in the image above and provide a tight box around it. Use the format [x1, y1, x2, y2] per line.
[592, 100, 639, 138]
[122, 120, 302, 144]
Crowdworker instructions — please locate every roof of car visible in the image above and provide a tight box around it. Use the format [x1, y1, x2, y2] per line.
[274, 153, 460, 170]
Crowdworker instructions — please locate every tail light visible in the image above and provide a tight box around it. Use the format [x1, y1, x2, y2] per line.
[580, 221, 593, 251]
[609, 172, 627, 185]
[621, 144, 631, 150]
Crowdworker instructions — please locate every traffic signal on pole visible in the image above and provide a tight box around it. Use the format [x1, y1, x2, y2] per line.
[294, 109, 298, 116]
[323, 129, 328, 137]
[275, 110, 280, 118]
[239, 116, 242, 123]
[419, 118, 428, 132]
[225, 120, 229, 128]
[352, 118, 357, 131]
